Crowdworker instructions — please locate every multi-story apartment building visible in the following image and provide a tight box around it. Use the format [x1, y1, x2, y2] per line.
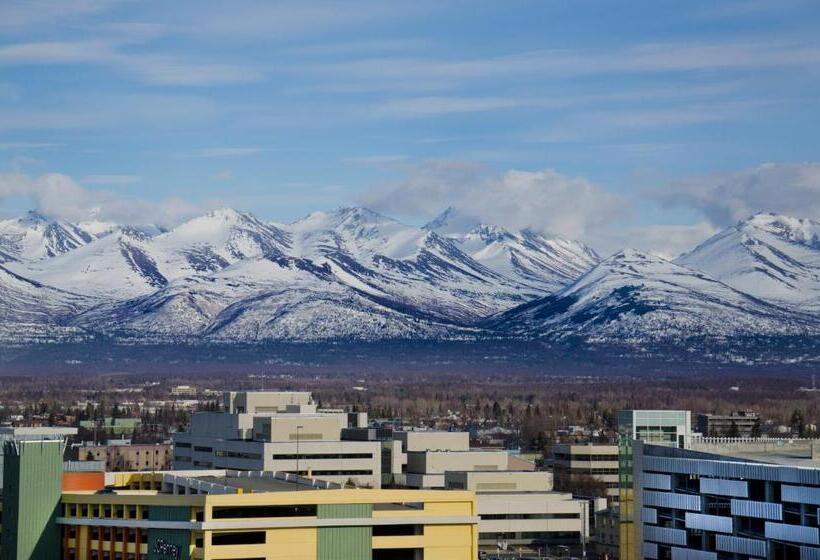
[550, 443, 621, 503]
[634, 438, 820, 560]
[173, 392, 381, 488]
[696, 411, 760, 438]
[0, 439, 479, 560]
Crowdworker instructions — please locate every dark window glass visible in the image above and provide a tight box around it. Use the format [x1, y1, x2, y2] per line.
[212, 505, 317, 519]
[211, 531, 266, 545]
[373, 524, 423, 537]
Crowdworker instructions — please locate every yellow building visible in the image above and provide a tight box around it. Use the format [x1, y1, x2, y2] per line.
[56, 471, 478, 560]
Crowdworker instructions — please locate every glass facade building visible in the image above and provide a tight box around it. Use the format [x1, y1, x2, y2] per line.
[618, 411, 692, 560]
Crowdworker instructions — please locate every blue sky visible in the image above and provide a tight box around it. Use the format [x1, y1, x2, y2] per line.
[1, 0, 819, 255]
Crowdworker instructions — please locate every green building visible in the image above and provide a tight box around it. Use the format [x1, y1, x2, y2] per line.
[0, 439, 65, 560]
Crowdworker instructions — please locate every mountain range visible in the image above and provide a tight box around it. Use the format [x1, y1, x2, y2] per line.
[1, 208, 819, 358]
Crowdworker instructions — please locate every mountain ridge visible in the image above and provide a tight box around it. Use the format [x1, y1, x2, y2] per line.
[1, 208, 819, 359]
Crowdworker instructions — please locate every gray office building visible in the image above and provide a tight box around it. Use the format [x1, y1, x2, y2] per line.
[634, 438, 820, 560]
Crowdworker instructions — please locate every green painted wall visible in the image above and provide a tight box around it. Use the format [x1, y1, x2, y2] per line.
[317, 504, 372, 560]
[0, 440, 63, 560]
[147, 506, 191, 560]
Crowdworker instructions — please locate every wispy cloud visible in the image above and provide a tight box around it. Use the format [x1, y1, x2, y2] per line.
[308, 40, 820, 93]
[0, 0, 115, 29]
[343, 154, 407, 165]
[0, 142, 62, 150]
[0, 39, 266, 86]
[0, 94, 217, 131]
[181, 147, 267, 158]
[80, 175, 141, 186]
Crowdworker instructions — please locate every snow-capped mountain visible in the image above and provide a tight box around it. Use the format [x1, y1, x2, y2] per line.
[424, 207, 600, 292]
[0, 263, 93, 343]
[485, 249, 820, 342]
[282, 207, 536, 322]
[0, 211, 96, 261]
[72, 254, 460, 341]
[678, 213, 820, 310]
[0, 263, 90, 323]
[12, 209, 291, 300]
[1, 207, 819, 356]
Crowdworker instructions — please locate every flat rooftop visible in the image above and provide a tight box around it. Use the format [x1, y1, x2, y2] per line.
[197, 475, 325, 493]
[725, 450, 820, 468]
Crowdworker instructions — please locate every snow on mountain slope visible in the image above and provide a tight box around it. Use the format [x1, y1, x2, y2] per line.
[14, 227, 164, 299]
[0, 263, 90, 323]
[14, 209, 292, 300]
[424, 207, 600, 292]
[677, 213, 820, 310]
[74, 255, 460, 341]
[283, 207, 536, 322]
[486, 249, 820, 342]
[0, 211, 95, 261]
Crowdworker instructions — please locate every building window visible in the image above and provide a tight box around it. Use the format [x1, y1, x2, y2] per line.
[373, 525, 423, 536]
[211, 531, 267, 545]
[211, 505, 317, 519]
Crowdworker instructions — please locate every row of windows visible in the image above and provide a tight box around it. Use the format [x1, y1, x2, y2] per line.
[215, 450, 263, 460]
[66, 551, 140, 560]
[481, 513, 580, 520]
[64, 504, 143, 520]
[554, 454, 620, 462]
[479, 531, 581, 541]
[272, 453, 374, 460]
[210, 504, 421, 521]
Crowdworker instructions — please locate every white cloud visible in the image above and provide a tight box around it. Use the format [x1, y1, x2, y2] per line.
[591, 222, 719, 260]
[656, 163, 820, 226]
[80, 175, 141, 186]
[0, 172, 206, 228]
[364, 161, 628, 240]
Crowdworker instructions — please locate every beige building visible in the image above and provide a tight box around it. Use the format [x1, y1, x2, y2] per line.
[403, 450, 509, 488]
[173, 392, 382, 488]
[550, 443, 620, 503]
[445, 470, 595, 553]
[223, 391, 312, 413]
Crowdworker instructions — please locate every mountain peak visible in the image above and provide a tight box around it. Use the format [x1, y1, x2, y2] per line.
[205, 208, 253, 222]
[423, 206, 482, 235]
[740, 212, 820, 244]
[334, 206, 390, 223]
[608, 248, 662, 263]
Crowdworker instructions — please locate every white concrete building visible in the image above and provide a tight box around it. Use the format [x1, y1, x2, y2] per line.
[445, 470, 595, 552]
[173, 392, 381, 488]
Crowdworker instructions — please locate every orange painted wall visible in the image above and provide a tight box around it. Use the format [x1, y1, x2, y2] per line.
[63, 471, 105, 491]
